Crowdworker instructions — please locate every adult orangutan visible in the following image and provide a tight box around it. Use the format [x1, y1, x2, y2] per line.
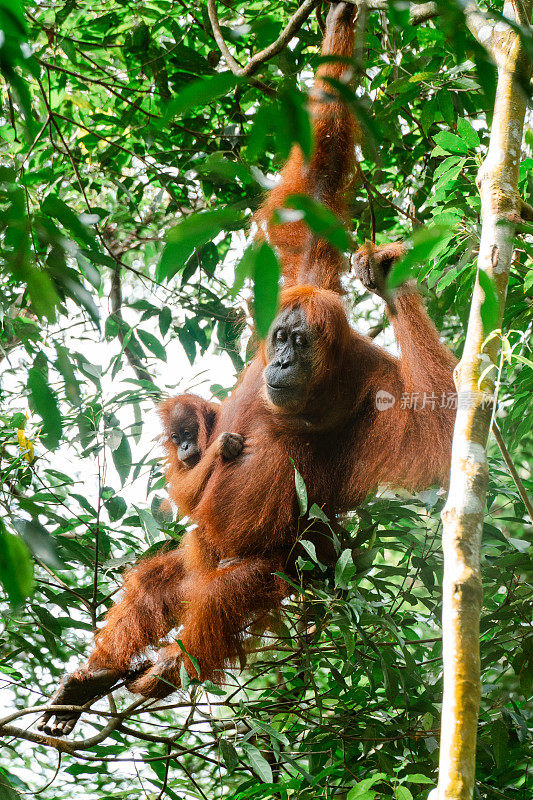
[38, 2, 456, 735]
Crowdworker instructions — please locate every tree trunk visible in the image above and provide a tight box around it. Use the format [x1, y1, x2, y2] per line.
[437, 3, 532, 799]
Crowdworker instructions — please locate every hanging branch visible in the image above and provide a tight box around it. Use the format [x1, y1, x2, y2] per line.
[437, 3, 533, 799]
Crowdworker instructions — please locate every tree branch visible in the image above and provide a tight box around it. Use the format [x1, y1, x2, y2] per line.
[492, 420, 533, 521]
[109, 266, 154, 385]
[438, 3, 533, 798]
[207, 0, 321, 77]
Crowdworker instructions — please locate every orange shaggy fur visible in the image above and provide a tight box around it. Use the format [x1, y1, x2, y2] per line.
[38, 3, 456, 723]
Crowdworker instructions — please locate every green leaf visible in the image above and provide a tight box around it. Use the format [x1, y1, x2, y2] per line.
[388, 223, 455, 289]
[308, 503, 329, 522]
[420, 96, 437, 135]
[279, 87, 313, 160]
[42, 194, 97, 248]
[457, 117, 480, 149]
[242, 743, 273, 783]
[164, 72, 240, 118]
[247, 101, 278, 161]
[157, 207, 241, 282]
[196, 154, 251, 185]
[219, 739, 239, 773]
[405, 774, 434, 784]
[437, 90, 454, 127]
[233, 243, 255, 296]
[252, 242, 280, 339]
[0, 523, 34, 607]
[491, 718, 509, 769]
[54, 344, 82, 406]
[178, 327, 197, 364]
[112, 432, 132, 486]
[176, 638, 200, 678]
[335, 548, 357, 589]
[27, 360, 62, 450]
[180, 658, 190, 692]
[293, 464, 308, 515]
[0, 763, 25, 799]
[396, 787, 414, 800]
[478, 269, 499, 335]
[249, 718, 290, 745]
[432, 131, 469, 155]
[13, 519, 62, 569]
[299, 539, 318, 564]
[103, 491, 127, 522]
[135, 506, 160, 544]
[283, 194, 350, 251]
[24, 268, 60, 323]
[159, 307, 172, 336]
[347, 789, 377, 800]
[138, 330, 167, 361]
[433, 156, 461, 180]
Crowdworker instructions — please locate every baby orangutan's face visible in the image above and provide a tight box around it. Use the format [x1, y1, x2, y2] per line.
[169, 406, 201, 468]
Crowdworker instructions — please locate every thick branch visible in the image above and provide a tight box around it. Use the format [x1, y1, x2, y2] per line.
[438, 3, 533, 799]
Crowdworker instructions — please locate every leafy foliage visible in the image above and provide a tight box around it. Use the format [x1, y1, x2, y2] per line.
[0, 1, 531, 799]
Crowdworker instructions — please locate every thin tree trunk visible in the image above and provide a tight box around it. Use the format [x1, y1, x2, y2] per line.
[437, 3, 532, 799]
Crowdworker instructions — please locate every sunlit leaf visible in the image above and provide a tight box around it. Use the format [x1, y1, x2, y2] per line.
[335, 549, 357, 589]
[293, 464, 308, 515]
[432, 131, 469, 155]
[138, 329, 167, 361]
[478, 269, 499, 335]
[242, 743, 273, 783]
[457, 117, 480, 149]
[164, 72, 240, 118]
[250, 242, 280, 339]
[388, 223, 455, 289]
[112, 431, 132, 485]
[157, 207, 242, 282]
[0, 523, 34, 607]
[27, 358, 62, 450]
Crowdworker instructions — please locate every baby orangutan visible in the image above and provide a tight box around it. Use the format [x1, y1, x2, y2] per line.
[37, 394, 244, 737]
[159, 394, 244, 516]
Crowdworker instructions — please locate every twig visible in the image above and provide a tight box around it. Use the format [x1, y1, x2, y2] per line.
[21, 116, 50, 166]
[355, 161, 422, 225]
[492, 420, 533, 521]
[0, 697, 147, 754]
[156, 743, 172, 800]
